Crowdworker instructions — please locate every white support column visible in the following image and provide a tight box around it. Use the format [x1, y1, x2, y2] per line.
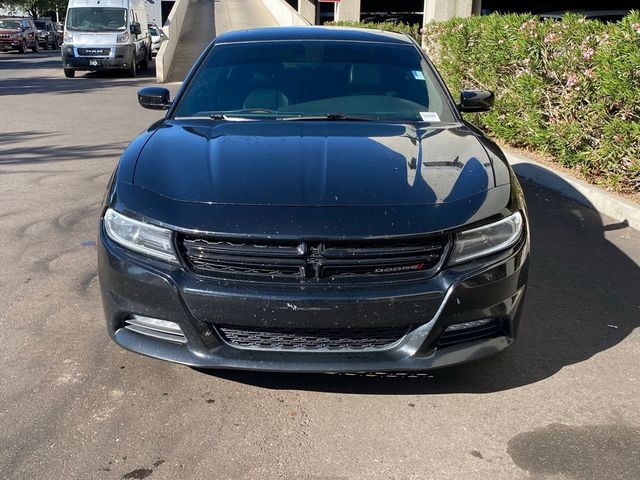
[334, 0, 361, 22]
[298, 0, 316, 24]
[423, 0, 474, 23]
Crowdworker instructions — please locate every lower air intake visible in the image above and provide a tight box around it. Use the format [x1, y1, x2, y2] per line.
[217, 325, 409, 352]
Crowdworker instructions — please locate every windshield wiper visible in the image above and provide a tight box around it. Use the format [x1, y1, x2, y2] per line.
[208, 113, 258, 121]
[281, 113, 376, 121]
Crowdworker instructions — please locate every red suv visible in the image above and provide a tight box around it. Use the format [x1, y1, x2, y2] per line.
[0, 17, 40, 53]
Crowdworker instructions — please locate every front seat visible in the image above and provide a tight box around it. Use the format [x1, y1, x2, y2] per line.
[348, 63, 384, 96]
[243, 89, 289, 111]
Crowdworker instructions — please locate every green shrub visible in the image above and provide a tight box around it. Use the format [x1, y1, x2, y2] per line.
[332, 14, 640, 193]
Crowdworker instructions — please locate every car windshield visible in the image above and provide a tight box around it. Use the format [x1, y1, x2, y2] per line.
[0, 19, 21, 30]
[173, 40, 456, 122]
[149, 25, 159, 36]
[66, 8, 127, 32]
[34, 20, 47, 29]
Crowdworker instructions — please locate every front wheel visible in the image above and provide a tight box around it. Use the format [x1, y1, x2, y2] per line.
[126, 58, 137, 78]
[139, 50, 149, 71]
[18, 40, 27, 54]
[43, 39, 50, 50]
[52, 38, 59, 49]
[31, 39, 40, 53]
[64, 68, 75, 78]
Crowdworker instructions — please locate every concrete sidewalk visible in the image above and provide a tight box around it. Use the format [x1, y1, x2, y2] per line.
[166, 0, 215, 83]
[166, 0, 278, 83]
[215, 0, 278, 35]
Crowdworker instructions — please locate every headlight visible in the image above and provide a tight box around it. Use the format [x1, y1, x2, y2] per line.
[63, 30, 73, 43]
[448, 212, 524, 265]
[116, 31, 129, 43]
[103, 209, 178, 264]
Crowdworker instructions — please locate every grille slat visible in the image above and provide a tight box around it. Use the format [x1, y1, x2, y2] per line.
[77, 47, 111, 56]
[218, 325, 409, 351]
[181, 236, 448, 281]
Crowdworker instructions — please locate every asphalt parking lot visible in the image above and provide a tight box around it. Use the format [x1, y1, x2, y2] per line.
[1, 50, 639, 480]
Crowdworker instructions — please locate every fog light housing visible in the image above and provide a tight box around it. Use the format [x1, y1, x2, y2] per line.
[438, 317, 504, 347]
[445, 318, 495, 332]
[122, 315, 186, 345]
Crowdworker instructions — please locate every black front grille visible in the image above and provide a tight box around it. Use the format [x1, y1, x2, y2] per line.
[218, 325, 409, 351]
[77, 47, 111, 56]
[180, 236, 448, 281]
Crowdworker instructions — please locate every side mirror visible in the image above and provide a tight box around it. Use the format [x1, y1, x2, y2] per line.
[458, 90, 495, 113]
[138, 87, 171, 110]
[130, 22, 142, 35]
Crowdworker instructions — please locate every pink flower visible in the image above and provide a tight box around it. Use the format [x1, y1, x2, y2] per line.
[544, 33, 560, 44]
[584, 68, 594, 78]
[632, 23, 640, 34]
[566, 74, 580, 88]
[583, 48, 595, 60]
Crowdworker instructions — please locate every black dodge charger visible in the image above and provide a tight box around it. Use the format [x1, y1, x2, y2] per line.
[98, 27, 529, 372]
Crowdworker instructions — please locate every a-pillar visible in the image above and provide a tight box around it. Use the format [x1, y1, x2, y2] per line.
[334, 0, 361, 22]
[298, 0, 317, 25]
[423, 0, 474, 23]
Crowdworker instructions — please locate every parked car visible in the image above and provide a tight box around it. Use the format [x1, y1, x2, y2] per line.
[61, 0, 152, 78]
[0, 17, 39, 53]
[34, 18, 61, 49]
[539, 10, 630, 22]
[99, 27, 530, 372]
[148, 22, 162, 56]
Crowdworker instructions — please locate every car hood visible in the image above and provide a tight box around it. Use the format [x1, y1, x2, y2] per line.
[133, 120, 501, 207]
[0, 29, 20, 34]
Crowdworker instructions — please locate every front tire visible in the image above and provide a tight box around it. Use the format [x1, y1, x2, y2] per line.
[127, 58, 136, 78]
[140, 48, 149, 71]
[31, 39, 40, 53]
[18, 40, 27, 54]
[64, 68, 75, 78]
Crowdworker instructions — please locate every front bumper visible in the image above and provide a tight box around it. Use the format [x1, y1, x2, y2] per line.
[61, 44, 134, 70]
[0, 39, 21, 49]
[98, 227, 529, 372]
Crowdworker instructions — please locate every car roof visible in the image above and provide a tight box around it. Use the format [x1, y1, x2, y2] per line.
[215, 26, 415, 46]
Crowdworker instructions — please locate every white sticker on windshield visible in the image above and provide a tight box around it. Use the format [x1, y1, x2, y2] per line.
[420, 112, 441, 122]
[412, 70, 426, 80]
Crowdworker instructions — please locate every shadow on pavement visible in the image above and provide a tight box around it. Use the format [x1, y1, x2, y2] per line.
[0, 131, 127, 165]
[200, 165, 640, 394]
[0, 51, 157, 96]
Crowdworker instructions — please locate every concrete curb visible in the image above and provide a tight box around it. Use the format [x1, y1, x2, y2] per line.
[505, 149, 640, 231]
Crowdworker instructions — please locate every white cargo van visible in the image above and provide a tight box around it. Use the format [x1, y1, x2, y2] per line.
[61, 0, 151, 78]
